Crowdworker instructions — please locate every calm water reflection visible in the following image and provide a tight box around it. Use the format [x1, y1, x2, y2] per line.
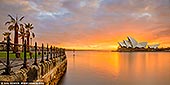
[59, 51, 170, 85]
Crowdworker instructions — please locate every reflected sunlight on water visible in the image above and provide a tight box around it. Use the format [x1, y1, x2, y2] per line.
[59, 51, 170, 85]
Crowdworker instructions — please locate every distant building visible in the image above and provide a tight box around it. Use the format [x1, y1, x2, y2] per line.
[118, 36, 159, 49]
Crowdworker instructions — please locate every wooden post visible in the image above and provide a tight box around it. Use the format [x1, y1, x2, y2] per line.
[21, 40, 28, 69]
[46, 44, 49, 61]
[33, 42, 38, 65]
[40, 43, 44, 63]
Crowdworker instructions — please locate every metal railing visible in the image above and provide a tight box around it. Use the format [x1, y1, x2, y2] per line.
[0, 36, 66, 75]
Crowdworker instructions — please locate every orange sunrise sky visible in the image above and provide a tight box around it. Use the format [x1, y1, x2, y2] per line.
[0, 0, 170, 50]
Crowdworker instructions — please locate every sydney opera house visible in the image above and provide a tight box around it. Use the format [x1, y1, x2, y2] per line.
[117, 36, 160, 51]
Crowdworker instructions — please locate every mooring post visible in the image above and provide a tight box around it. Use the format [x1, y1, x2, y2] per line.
[50, 46, 53, 60]
[40, 43, 44, 63]
[33, 42, 38, 65]
[21, 40, 27, 69]
[5, 36, 11, 75]
[46, 44, 49, 61]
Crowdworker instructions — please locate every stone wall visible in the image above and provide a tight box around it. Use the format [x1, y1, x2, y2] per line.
[0, 68, 28, 82]
[0, 55, 67, 85]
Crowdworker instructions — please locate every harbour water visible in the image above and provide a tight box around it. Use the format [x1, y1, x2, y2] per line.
[59, 51, 170, 85]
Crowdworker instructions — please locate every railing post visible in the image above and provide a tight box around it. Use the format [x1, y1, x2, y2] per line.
[56, 48, 58, 58]
[59, 48, 61, 57]
[40, 43, 44, 63]
[57, 48, 60, 58]
[50, 46, 53, 60]
[63, 48, 66, 59]
[33, 42, 38, 65]
[59, 48, 62, 61]
[62, 48, 63, 56]
[4, 36, 11, 75]
[46, 44, 49, 61]
[54, 47, 56, 58]
[21, 40, 27, 69]
[56, 47, 58, 58]
[60, 48, 62, 56]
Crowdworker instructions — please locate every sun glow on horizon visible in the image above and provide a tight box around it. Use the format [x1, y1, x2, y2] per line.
[57, 44, 119, 50]
[0, 0, 170, 50]
[56, 37, 170, 50]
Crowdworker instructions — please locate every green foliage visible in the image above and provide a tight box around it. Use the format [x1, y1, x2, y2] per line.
[0, 51, 41, 59]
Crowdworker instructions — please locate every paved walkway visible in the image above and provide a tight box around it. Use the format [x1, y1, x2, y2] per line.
[0, 56, 44, 74]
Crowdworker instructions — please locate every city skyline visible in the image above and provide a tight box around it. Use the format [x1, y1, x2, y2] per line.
[0, 0, 170, 50]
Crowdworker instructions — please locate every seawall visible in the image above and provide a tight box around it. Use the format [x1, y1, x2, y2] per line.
[0, 54, 67, 85]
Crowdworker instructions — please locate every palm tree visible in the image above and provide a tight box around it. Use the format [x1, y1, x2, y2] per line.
[25, 23, 35, 52]
[3, 32, 11, 42]
[5, 14, 24, 53]
[2, 32, 11, 50]
[18, 24, 25, 51]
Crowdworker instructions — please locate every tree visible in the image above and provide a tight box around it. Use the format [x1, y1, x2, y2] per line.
[5, 14, 24, 53]
[2, 32, 11, 50]
[18, 24, 25, 51]
[25, 23, 35, 52]
[3, 32, 11, 42]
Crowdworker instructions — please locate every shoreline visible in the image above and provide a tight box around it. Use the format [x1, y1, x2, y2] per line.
[65, 50, 170, 52]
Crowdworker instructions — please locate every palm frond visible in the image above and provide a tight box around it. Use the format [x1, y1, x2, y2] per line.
[4, 37, 7, 41]
[24, 23, 27, 26]
[18, 33, 25, 37]
[27, 23, 31, 27]
[5, 21, 11, 25]
[26, 30, 30, 35]
[19, 29, 24, 33]
[8, 14, 15, 22]
[18, 34, 22, 37]
[19, 16, 24, 21]
[30, 27, 34, 30]
[30, 23, 33, 27]
[8, 25, 14, 31]
[24, 23, 29, 29]
[3, 32, 11, 36]
[19, 24, 24, 32]
[25, 23, 34, 29]
[32, 32, 35, 38]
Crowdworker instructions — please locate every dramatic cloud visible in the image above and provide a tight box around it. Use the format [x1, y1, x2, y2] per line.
[0, 0, 170, 50]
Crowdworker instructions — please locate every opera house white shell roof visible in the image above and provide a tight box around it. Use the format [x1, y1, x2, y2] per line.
[118, 36, 159, 49]
[123, 40, 132, 48]
[118, 42, 126, 47]
[136, 42, 147, 48]
[127, 36, 138, 48]
[148, 44, 160, 49]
